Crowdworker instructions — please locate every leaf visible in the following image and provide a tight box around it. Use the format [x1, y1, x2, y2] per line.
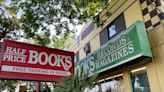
[0, 0, 5, 2]
[0, 0, 115, 47]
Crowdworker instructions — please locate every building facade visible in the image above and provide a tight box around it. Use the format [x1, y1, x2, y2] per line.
[68, 0, 164, 92]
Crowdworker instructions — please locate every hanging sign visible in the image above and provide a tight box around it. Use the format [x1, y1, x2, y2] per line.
[0, 40, 74, 81]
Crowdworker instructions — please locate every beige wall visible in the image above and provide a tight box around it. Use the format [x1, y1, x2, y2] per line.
[147, 25, 164, 92]
[69, 0, 138, 61]
[123, 70, 132, 92]
[123, 8, 164, 91]
[90, 35, 100, 52]
[79, 48, 86, 60]
[124, 0, 143, 28]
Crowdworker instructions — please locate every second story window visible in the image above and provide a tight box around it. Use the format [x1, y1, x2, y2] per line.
[81, 23, 94, 40]
[77, 36, 80, 46]
[100, 13, 126, 46]
[74, 51, 79, 63]
[84, 42, 91, 56]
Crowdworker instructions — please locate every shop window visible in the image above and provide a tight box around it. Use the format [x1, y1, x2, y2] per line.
[84, 42, 91, 56]
[84, 74, 124, 92]
[131, 67, 151, 92]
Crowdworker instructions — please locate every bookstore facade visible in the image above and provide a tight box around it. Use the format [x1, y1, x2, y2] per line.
[68, 0, 164, 92]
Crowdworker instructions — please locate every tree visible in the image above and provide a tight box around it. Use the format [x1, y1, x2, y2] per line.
[55, 67, 99, 92]
[1, 0, 116, 46]
[0, 1, 20, 40]
[52, 32, 77, 49]
[40, 82, 51, 92]
[10, 0, 114, 45]
[0, 79, 20, 92]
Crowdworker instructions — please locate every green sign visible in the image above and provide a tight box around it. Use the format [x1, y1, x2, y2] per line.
[75, 21, 152, 76]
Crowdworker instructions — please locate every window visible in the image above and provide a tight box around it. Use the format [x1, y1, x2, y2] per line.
[100, 28, 109, 46]
[77, 36, 80, 46]
[74, 51, 79, 63]
[101, 76, 124, 92]
[100, 23, 116, 46]
[74, 55, 77, 63]
[81, 23, 94, 40]
[131, 67, 151, 92]
[84, 74, 124, 92]
[108, 24, 116, 38]
[114, 13, 126, 34]
[84, 42, 91, 56]
[99, 13, 126, 46]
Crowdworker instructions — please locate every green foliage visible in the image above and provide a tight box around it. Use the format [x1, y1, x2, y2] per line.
[55, 67, 99, 92]
[44, 83, 51, 92]
[32, 32, 51, 47]
[1, 0, 116, 47]
[0, 2, 20, 40]
[41, 82, 51, 92]
[52, 32, 76, 49]
[0, 79, 20, 92]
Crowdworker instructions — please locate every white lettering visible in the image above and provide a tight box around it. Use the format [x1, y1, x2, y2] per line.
[38, 52, 48, 65]
[89, 56, 95, 73]
[65, 56, 72, 70]
[128, 44, 134, 53]
[6, 47, 12, 53]
[28, 50, 38, 64]
[28, 50, 72, 71]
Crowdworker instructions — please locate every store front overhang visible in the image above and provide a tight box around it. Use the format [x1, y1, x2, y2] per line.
[75, 21, 152, 77]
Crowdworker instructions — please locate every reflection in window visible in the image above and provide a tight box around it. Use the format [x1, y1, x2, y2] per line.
[108, 25, 116, 38]
[77, 36, 80, 46]
[74, 55, 77, 63]
[74, 51, 79, 63]
[131, 67, 151, 92]
[84, 42, 91, 56]
[84, 74, 124, 92]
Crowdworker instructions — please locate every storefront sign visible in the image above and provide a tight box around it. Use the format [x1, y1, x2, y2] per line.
[76, 21, 152, 76]
[0, 40, 74, 81]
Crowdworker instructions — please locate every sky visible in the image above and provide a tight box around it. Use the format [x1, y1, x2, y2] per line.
[5, 0, 10, 6]
[74, 24, 84, 36]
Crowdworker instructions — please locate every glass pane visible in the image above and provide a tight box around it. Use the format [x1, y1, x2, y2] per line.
[74, 55, 77, 63]
[131, 67, 151, 92]
[86, 75, 124, 92]
[77, 36, 80, 45]
[112, 77, 124, 92]
[108, 25, 116, 38]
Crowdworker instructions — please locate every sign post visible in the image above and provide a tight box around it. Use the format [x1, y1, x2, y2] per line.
[36, 81, 40, 92]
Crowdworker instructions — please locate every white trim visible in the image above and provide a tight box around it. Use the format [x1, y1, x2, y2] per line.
[97, 79, 105, 83]
[1, 65, 71, 76]
[131, 66, 146, 73]
[4, 53, 27, 57]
